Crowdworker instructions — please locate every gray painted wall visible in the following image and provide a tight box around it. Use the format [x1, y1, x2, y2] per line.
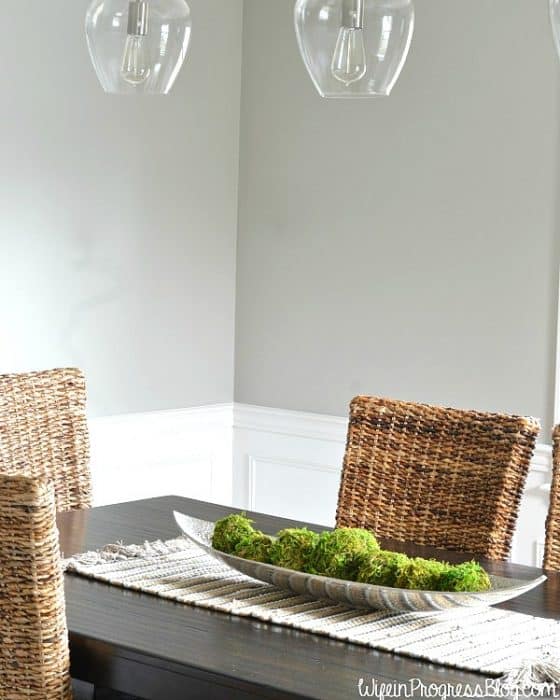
[0, 0, 242, 416]
[235, 0, 560, 430]
[2, 0, 558, 428]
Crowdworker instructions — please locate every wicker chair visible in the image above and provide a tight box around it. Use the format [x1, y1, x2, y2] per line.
[0, 368, 92, 512]
[336, 395, 540, 561]
[544, 425, 560, 571]
[0, 474, 72, 699]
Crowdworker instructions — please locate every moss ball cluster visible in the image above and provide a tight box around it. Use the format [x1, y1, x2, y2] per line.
[211, 513, 492, 593]
[309, 528, 380, 580]
[357, 550, 409, 587]
[269, 528, 319, 571]
[436, 561, 491, 592]
[357, 553, 491, 592]
[211, 513, 255, 554]
[394, 557, 451, 590]
[235, 532, 274, 563]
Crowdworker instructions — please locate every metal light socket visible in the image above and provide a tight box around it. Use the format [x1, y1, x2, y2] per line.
[341, 0, 365, 29]
[127, 0, 149, 36]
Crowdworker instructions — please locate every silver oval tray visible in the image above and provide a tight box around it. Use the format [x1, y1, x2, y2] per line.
[173, 511, 546, 613]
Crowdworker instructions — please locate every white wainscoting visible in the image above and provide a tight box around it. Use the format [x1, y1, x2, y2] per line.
[232, 405, 346, 527]
[232, 404, 553, 567]
[89, 404, 233, 507]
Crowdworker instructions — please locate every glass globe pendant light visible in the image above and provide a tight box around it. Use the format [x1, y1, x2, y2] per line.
[294, 0, 414, 98]
[85, 0, 191, 95]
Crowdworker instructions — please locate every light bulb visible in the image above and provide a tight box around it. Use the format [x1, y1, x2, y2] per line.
[121, 34, 151, 84]
[331, 26, 367, 85]
[120, 0, 151, 85]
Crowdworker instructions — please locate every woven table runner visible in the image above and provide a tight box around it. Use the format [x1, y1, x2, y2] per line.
[65, 537, 560, 686]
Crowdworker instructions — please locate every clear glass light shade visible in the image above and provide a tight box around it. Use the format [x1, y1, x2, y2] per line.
[551, 0, 560, 64]
[294, 0, 414, 98]
[85, 0, 191, 95]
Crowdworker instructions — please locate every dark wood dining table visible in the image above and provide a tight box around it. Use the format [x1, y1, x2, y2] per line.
[59, 496, 560, 700]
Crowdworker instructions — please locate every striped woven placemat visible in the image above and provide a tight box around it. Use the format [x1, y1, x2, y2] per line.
[64, 537, 560, 687]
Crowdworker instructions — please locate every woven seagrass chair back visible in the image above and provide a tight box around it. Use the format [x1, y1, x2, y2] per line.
[0, 368, 91, 512]
[544, 425, 560, 571]
[336, 396, 540, 561]
[0, 474, 72, 699]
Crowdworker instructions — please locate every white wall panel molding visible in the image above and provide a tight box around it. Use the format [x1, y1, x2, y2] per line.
[246, 455, 342, 525]
[89, 403, 233, 507]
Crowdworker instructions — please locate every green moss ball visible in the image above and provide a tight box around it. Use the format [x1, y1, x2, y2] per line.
[234, 531, 273, 563]
[357, 550, 410, 587]
[394, 557, 451, 590]
[212, 513, 255, 554]
[436, 561, 491, 592]
[269, 528, 320, 571]
[309, 527, 380, 580]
